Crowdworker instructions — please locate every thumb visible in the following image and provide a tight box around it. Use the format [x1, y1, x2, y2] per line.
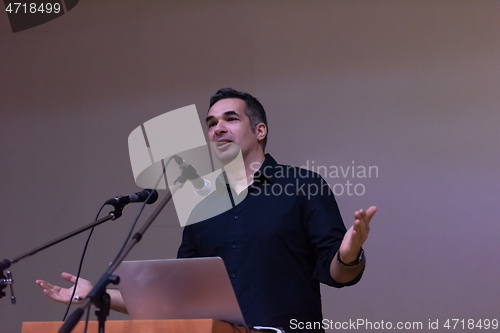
[61, 272, 77, 284]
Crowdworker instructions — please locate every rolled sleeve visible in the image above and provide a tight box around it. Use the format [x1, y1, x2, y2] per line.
[300, 173, 364, 287]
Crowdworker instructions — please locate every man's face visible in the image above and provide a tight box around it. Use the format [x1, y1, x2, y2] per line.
[206, 98, 259, 165]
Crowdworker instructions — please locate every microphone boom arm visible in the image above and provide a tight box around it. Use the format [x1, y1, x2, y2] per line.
[0, 205, 125, 300]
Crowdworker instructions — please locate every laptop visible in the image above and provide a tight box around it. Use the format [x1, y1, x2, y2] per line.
[114, 257, 246, 326]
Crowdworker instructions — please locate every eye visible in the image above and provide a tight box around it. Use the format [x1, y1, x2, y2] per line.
[228, 117, 237, 122]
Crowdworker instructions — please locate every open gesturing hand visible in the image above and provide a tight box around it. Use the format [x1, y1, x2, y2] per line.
[36, 272, 93, 304]
[338, 206, 377, 263]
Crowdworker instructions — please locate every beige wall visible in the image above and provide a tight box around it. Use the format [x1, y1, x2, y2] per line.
[1, 1, 499, 332]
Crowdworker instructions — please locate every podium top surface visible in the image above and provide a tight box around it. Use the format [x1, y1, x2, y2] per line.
[22, 319, 259, 333]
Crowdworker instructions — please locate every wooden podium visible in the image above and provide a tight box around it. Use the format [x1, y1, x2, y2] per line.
[22, 319, 259, 333]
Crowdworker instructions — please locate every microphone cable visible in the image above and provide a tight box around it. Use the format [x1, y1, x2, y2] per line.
[62, 203, 106, 321]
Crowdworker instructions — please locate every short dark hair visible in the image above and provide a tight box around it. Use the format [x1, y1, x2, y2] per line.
[209, 88, 268, 150]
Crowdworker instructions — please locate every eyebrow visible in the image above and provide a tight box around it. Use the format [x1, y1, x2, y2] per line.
[205, 110, 239, 123]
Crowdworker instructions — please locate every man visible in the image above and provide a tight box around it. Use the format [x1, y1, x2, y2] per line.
[37, 88, 376, 332]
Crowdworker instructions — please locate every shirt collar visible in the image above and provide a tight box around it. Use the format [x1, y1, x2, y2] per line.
[253, 153, 277, 184]
[215, 153, 277, 191]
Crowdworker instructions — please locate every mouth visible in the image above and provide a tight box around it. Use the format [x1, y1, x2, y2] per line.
[216, 140, 232, 148]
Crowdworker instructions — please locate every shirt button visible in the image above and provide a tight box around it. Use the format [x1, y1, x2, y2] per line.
[234, 215, 239, 220]
[230, 273, 236, 278]
[232, 244, 237, 249]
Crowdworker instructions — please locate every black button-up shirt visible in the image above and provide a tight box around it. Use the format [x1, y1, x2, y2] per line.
[177, 154, 362, 332]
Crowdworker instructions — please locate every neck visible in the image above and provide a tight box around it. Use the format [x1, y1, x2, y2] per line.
[224, 149, 265, 194]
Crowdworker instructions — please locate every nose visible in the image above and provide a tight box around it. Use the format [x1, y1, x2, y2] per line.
[213, 121, 227, 136]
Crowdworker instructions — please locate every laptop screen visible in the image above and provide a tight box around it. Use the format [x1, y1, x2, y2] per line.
[114, 257, 246, 326]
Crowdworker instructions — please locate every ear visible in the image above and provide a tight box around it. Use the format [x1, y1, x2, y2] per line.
[255, 123, 267, 142]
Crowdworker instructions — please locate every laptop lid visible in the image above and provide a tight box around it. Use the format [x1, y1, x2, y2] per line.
[114, 257, 246, 326]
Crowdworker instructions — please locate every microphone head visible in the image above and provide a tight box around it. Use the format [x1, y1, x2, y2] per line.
[194, 179, 212, 197]
[142, 189, 159, 204]
[172, 154, 184, 165]
[0, 259, 11, 271]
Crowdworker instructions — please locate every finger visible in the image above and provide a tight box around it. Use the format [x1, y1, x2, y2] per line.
[355, 207, 376, 225]
[352, 219, 369, 245]
[353, 210, 367, 229]
[36, 280, 49, 291]
[366, 206, 377, 220]
[361, 211, 371, 234]
[358, 210, 368, 225]
[38, 281, 62, 293]
[356, 216, 369, 233]
[36, 280, 54, 290]
[47, 282, 63, 292]
[356, 220, 367, 238]
[352, 221, 364, 244]
[354, 210, 366, 225]
[36, 279, 49, 287]
[61, 272, 77, 284]
[351, 224, 360, 244]
[39, 285, 59, 299]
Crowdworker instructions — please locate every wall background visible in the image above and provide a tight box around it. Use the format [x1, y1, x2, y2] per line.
[1, 1, 499, 332]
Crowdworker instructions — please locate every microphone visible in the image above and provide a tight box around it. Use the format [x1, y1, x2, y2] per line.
[105, 189, 159, 206]
[0, 259, 11, 271]
[173, 155, 211, 196]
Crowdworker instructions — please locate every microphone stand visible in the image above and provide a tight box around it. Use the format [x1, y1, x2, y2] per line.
[59, 183, 182, 333]
[0, 204, 127, 302]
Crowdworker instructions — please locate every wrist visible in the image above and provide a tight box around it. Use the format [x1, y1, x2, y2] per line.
[338, 248, 364, 267]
